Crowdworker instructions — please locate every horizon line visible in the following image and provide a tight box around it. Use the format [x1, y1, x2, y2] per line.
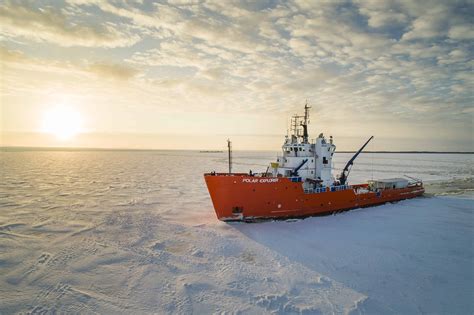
[1, 146, 473, 154]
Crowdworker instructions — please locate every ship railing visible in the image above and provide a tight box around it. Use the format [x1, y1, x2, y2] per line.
[304, 187, 327, 194]
[407, 181, 423, 187]
[205, 172, 252, 176]
[330, 185, 349, 192]
[289, 176, 302, 182]
[304, 185, 349, 194]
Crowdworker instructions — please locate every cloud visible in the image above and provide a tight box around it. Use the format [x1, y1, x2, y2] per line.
[0, 45, 26, 62]
[1, 0, 472, 149]
[356, 0, 408, 28]
[87, 63, 139, 80]
[400, 1, 473, 41]
[0, 47, 139, 83]
[121, 0, 472, 122]
[68, 0, 181, 38]
[448, 24, 474, 40]
[0, 1, 139, 47]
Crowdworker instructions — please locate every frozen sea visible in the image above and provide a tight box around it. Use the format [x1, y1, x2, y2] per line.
[0, 149, 473, 314]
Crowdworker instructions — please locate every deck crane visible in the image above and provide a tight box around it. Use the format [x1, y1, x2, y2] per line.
[338, 136, 374, 185]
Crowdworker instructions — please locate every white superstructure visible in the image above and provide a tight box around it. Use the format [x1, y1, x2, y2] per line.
[271, 103, 336, 188]
[368, 178, 409, 189]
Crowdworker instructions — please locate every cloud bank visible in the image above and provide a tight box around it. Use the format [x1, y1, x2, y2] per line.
[1, 0, 472, 150]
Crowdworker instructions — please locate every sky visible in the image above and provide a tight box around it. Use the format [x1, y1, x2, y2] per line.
[0, 0, 473, 151]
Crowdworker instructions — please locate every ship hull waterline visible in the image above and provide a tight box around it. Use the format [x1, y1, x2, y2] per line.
[204, 173, 425, 222]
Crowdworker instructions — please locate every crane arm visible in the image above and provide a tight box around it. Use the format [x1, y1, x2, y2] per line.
[338, 136, 374, 185]
[291, 159, 308, 176]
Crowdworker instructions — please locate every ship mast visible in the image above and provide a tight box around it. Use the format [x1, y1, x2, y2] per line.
[302, 100, 310, 143]
[227, 139, 232, 174]
[289, 101, 311, 144]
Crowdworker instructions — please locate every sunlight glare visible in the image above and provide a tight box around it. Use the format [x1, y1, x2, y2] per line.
[42, 106, 83, 140]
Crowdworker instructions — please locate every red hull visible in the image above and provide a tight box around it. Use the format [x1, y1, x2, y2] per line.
[204, 173, 424, 221]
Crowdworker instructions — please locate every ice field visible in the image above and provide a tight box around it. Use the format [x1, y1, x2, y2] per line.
[1, 150, 473, 314]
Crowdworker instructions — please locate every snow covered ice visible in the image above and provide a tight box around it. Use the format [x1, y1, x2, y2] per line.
[0, 150, 473, 314]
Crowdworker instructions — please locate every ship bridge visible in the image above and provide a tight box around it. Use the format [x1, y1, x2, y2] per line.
[271, 103, 336, 188]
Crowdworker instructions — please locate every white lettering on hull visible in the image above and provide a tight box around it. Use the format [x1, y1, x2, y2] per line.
[242, 178, 279, 183]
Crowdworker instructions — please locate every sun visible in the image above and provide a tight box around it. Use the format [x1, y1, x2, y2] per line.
[41, 106, 83, 140]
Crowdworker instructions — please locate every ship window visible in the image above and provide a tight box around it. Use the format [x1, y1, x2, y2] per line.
[311, 159, 313, 162]
[299, 148, 302, 151]
[311, 171, 313, 174]
[323, 157, 328, 164]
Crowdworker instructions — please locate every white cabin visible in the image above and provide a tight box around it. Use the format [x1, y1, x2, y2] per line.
[271, 104, 336, 188]
[368, 178, 409, 189]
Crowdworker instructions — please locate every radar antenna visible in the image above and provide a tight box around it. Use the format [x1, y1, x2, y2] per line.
[289, 101, 311, 144]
